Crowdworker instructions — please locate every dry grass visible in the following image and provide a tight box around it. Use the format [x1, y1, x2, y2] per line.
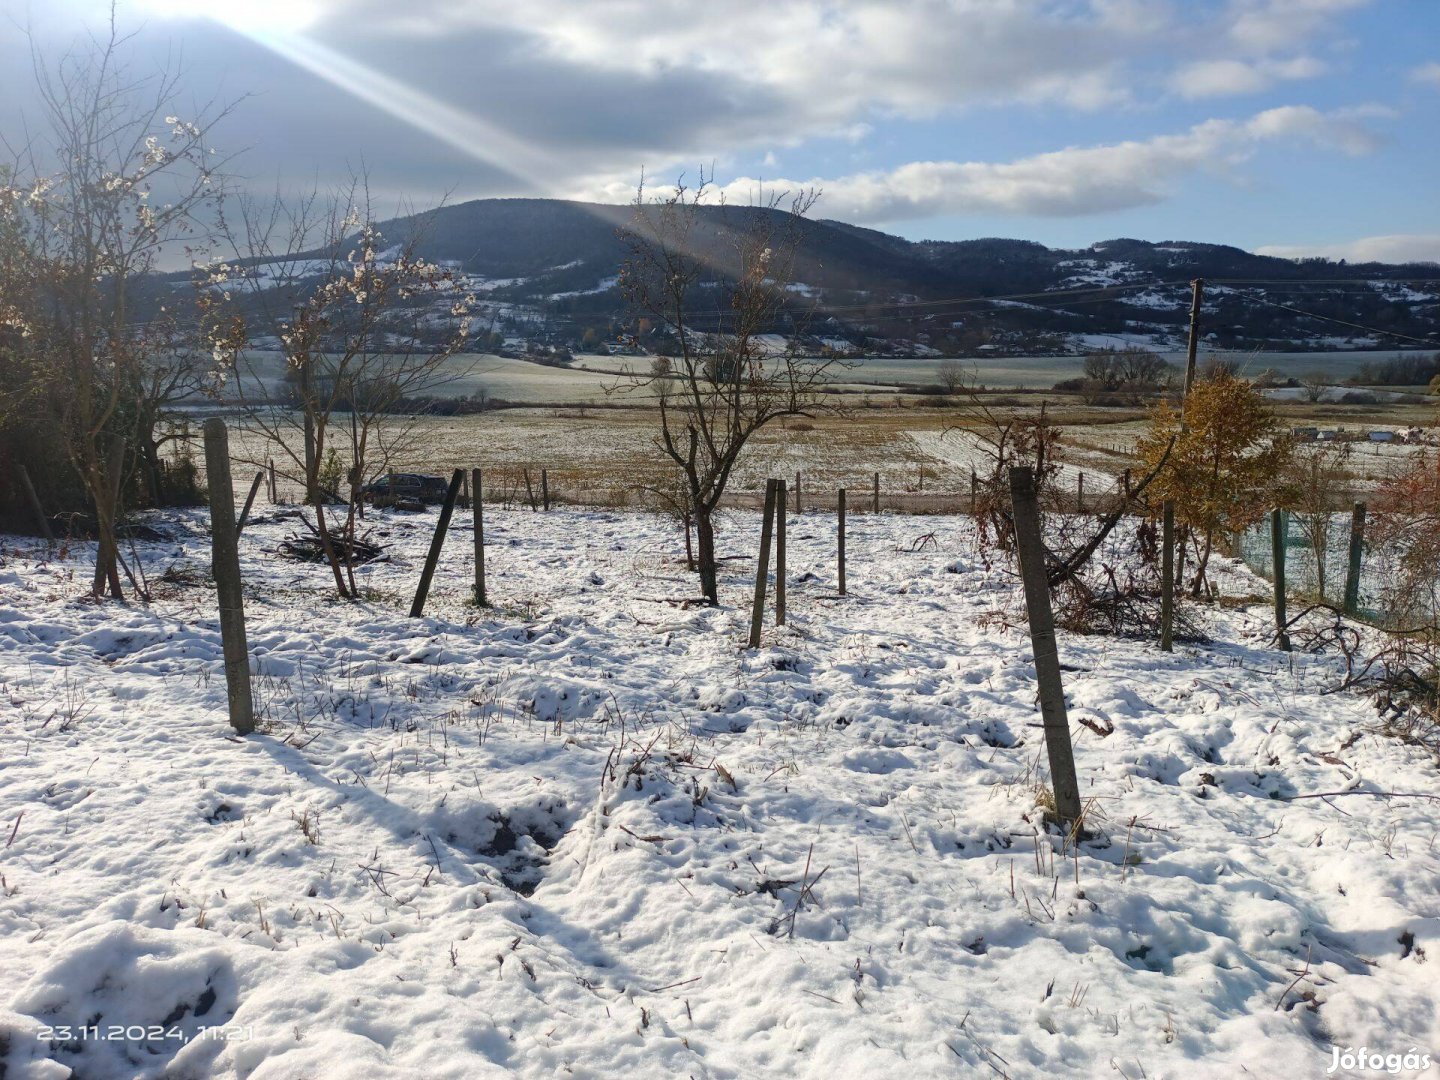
[198, 391, 1431, 510]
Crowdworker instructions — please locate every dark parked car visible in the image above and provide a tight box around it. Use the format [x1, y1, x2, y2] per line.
[360, 473, 450, 505]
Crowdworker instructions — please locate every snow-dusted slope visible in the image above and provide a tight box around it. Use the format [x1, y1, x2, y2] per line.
[1, 509, 1436, 1079]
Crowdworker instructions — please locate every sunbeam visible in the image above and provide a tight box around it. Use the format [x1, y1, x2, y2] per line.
[225, 25, 562, 194]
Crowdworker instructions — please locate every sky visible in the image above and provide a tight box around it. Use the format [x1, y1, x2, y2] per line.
[3, 0, 1439, 261]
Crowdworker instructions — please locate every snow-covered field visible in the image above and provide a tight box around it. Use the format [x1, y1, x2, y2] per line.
[1, 508, 1438, 1079]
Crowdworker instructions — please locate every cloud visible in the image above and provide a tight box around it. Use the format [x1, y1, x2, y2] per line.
[18, 0, 1390, 224]
[1172, 56, 1326, 98]
[1256, 235, 1440, 264]
[578, 105, 1389, 223]
[1224, 0, 1371, 53]
[1410, 62, 1440, 88]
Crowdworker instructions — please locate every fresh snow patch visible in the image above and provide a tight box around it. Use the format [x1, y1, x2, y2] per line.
[0, 509, 1437, 1078]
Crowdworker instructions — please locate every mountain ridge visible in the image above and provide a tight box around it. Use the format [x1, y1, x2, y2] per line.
[231, 197, 1440, 357]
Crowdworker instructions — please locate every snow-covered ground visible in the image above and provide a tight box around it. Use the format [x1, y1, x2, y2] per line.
[1, 508, 1438, 1079]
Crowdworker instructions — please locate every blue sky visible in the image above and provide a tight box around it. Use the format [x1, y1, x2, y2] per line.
[8, 0, 1440, 260]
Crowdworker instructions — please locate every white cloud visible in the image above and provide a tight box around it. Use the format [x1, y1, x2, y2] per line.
[319, 0, 1369, 137]
[51, 0, 1390, 224]
[1225, 0, 1371, 53]
[1173, 55, 1326, 99]
[1256, 235, 1440, 264]
[1410, 62, 1440, 88]
[577, 105, 1388, 222]
[342, 0, 1153, 118]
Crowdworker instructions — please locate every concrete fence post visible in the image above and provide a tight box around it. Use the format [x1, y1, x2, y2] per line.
[1009, 466, 1082, 829]
[202, 419, 255, 735]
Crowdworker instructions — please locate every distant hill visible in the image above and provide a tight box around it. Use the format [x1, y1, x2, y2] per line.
[212, 197, 1440, 358]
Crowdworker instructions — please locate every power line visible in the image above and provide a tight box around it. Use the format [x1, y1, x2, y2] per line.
[637, 275, 1440, 325]
[624, 278, 1185, 321]
[1243, 296, 1439, 347]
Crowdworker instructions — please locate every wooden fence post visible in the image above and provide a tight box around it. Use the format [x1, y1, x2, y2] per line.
[523, 469, 538, 511]
[1008, 466, 1082, 828]
[461, 470, 470, 510]
[541, 468, 550, 511]
[472, 468, 487, 607]
[837, 487, 847, 596]
[16, 464, 53, 544]
[748, 479, 778, 648]
[794, 470, 802, 513]
[776, 479, 787, 626]
[1160, 501, 1175, 653]
[236, 470, 265, 536]
[970, 469, 978, 514]
[268, 458, 277, 503]
[872, 472, 880, 513]
[1076, 471, 1085, 513]
[1343, 501, 1366, 617]
[1271, 508, 1291, 651]
[410, 469, 465, 618]
[202, 419, 254, 735]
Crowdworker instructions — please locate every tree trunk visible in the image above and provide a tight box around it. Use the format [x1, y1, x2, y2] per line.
[301, 357, 320, 504]
[90, 437, 127, 600]
[92, 524, 123, 599]
[1190, 529, 1214, 598]
[696, 507, 718, 605]
[1174, 523, 1189, 594]
[683, 512, 695, 571]
[141, 435, 165, 507]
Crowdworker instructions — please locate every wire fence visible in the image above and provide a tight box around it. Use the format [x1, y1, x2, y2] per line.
[1232, 509, 1440, 628]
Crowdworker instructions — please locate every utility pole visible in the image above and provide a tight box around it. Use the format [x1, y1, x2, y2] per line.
[1183, 278, 1204, 396]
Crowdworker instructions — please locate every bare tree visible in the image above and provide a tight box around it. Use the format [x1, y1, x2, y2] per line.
[1080, 346, 1174, 405]
[1283, 440, 1354, 600]
[1, 18, 229, 597]
[935, 358, 967, 397]
[619, 173, 837, 604]
[1300, 370, 1329, 404]
[208, 179, 474, 596]
[951, 377, 1173, 604]
[638, 464, 698, 571]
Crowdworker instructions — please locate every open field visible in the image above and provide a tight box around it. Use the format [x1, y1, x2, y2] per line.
[226, 349, 1432, 406]
[198, 388, 1439, 512]
[3, 508, 1439, 1078]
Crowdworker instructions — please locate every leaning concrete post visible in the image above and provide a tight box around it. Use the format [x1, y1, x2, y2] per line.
[1009, 466, 1082, 829]
[202, 419, 254, 735]
[17, 464, 53, 545]
[236, 470, 265, 536]
[410, 469, 465, 618]
[748, 480, 778, 648]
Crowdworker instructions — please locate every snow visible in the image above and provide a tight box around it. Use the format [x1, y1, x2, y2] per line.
[1118, 291, 1175, 311]
[1068, 332, 1176, 352]
[547, 276, 620, 301]
[1053, 259, 1134, 287]
[2, 508, 1439, 1079]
